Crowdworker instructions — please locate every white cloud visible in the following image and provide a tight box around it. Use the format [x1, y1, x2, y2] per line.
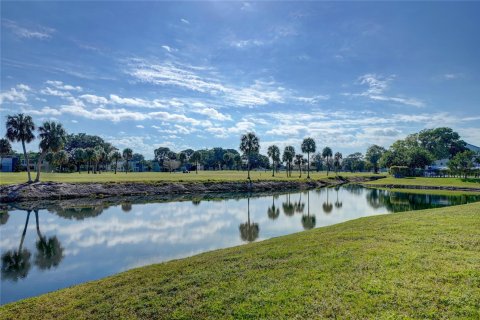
[180, 18, 190, 24]
[0, 84, 30, 104]
[79, 94, 109, 105]
[206, 121, 255, 138]
[296, 95, 330, 104]
[45, 80, 82, 92]
[190, 107, 232, 121]
[2, 19, 55, 39]
[161, 45, 175, 52]
[442, 73, 464, 80]
[136, 125, 145, 129]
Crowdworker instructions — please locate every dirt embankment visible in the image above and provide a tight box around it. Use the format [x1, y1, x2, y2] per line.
[0, 176, 384, 203]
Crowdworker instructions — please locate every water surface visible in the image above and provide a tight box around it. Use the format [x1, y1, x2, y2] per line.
[1, 186, 479, 304]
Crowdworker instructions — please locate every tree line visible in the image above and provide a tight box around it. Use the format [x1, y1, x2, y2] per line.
[1, 113, 478, 183]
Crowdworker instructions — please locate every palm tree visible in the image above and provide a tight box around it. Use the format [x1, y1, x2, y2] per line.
[73, 148, 85, 173]
[239, 197, 259, 242]
[301, 137, 316, 179]
[334, 186, 343, 209]
[122, 148, 133, 174]
[295, 154, 304, 178]
[94, 146, 105, 174]
[334, 152, 343, 174]
[35, 121, 67, 182]
[110, 150, 122, 174]
[239, 132, 259, 180]
[84, 148, 95, 174]
[6, 113, 35, 182]
[53, 150, 69, 173]
[267, 145, 280, 177]
[282, 146, 295, 177]
[282, 193, 295, 216]
[322, 147, 333, 176]
[190, 151, 202, 174]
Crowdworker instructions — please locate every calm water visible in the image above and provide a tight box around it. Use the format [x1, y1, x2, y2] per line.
[1, 185, 479, 304]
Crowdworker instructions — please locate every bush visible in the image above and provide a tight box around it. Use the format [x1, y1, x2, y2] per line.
[389, 166, 409, 178]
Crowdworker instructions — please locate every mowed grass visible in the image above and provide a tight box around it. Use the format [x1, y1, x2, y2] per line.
[364, 176, 480, 189]
[2, 203, 479, 319]
[0, 170, 377, 185]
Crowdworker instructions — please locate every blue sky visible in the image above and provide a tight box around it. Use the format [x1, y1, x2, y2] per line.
[1, 2, 479, 158]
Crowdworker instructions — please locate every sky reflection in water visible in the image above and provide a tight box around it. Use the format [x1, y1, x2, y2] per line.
[1, 186, 479, 304]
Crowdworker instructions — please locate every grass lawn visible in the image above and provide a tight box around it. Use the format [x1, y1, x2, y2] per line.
[0, 170, 377, 185]
[364, 176, 480, 189]
[2, 202, 479, 319]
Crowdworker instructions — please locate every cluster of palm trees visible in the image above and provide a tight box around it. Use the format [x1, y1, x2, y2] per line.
[70, 146, 133, 174]
[5, 114, 66, 183]
[242, 132, 343, 180]
[4, 113, 137, 183]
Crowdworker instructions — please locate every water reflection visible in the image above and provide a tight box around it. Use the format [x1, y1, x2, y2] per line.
[239, 196, 259, 242]
[2, 186, 480, 304]
[2, 210, 32, 282]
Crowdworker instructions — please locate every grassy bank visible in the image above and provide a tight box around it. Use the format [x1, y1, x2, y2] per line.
[364, 176, 480, 189]
[2, 203, 479, 319]
[0, 171, 376, 185]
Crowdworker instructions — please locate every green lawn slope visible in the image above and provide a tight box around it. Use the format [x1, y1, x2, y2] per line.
[2, 203, 479, 319]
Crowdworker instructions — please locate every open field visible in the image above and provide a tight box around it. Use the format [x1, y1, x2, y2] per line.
[0, 171, 378, 185]
[364, 176, 480, 189]
[2, 202, 479, 319]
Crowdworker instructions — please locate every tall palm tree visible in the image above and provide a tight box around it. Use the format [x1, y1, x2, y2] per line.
[35, 121, 67, 182]
[6, 113, 35, 182]
[295, 154, 304, 178]
[84, 148, 95, 174]
[301, 137, 316, 179]
[73, 148, 85, 173]
[94, 146, 105, 174]
[334, 152, 343, 174]
[239, 132, 259, 180]
[0, 138, 13, 170]
[122, 148, 133, 174]
[190, 151, 202, 174]
[322, 147, 333, 176]
[53, 150, 69, 173]
[110, 150, 122, 174]
[267, 145, 280, 177]
[282, 146, 295, 177]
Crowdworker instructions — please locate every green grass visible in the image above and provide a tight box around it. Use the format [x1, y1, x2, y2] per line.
[364, 176, 480, 189]
[2, 202, 479, 319]
[0, 171, 377, 185]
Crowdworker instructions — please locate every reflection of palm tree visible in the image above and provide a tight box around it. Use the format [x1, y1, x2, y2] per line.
[334, 186, 342, 209]
[34, 210, 64, 270]
[282, 194, 295, 216]
[365, 188, 384, 209]
[192, 199, 201, 206]
[121, 202, 132, 212]
[294, 193, 305, 214]
[52, 205, 104, 220]
[322, 188, 333, 214]
[239, 197, 259, 242]
[267, 196, 280, 220]
[1, 211, 32, 281]
[301, 191, 316, 230]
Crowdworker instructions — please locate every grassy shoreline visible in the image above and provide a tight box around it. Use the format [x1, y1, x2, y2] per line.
[2, 202, 479, 319]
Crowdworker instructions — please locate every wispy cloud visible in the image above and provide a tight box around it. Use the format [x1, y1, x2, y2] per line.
[353, 73, 425, 107]
[2, 19, 55, 39]
[180, 18, 190, 25]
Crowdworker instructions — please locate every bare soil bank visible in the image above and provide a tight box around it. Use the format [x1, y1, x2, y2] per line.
[0, 176, 384, 203]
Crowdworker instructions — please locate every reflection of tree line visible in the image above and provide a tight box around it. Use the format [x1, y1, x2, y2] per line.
[364, 188, 480, 212]
[1, 210, 64, 282]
